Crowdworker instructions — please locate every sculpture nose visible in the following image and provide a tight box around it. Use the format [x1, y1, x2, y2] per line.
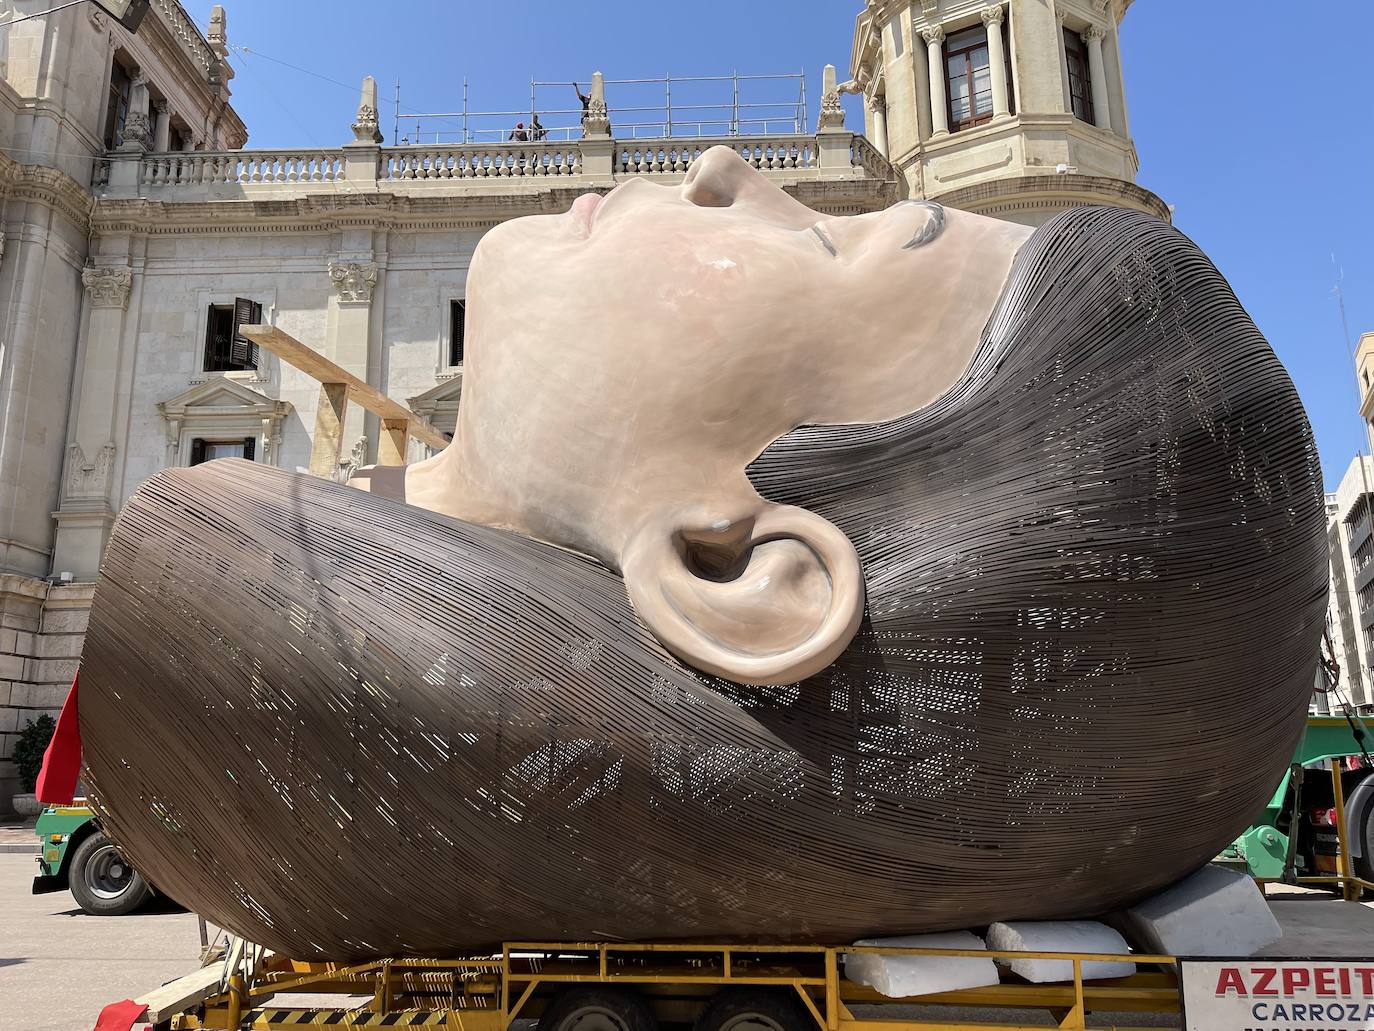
[682, 145, 753, 208]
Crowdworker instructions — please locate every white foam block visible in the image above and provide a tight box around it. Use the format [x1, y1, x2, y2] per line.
[985, 921, 1136, 982]
[1115, 864, 1281, 957]
[845, 932, 1000, 998]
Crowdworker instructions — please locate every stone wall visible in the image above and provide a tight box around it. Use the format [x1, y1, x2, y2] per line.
[0, 577, 89, 812]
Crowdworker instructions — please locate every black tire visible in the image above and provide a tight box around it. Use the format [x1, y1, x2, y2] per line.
[1355, 797, 1374, 887]
[694, 990, 810, 1031]
[68, 831, 153, 916]
[538, 988, 656, 1031]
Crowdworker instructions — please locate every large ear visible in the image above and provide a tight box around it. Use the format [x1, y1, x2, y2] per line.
[621, 503, 864, 686]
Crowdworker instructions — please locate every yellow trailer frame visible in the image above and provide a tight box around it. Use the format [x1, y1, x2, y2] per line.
[156, 940, 1181, 1031]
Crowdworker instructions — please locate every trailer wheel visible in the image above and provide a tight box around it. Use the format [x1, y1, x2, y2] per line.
[694, 989, 810, 1031]
[1356, 799, 1374, 887]
[68, 831, 153, 916]
[538, 988, 656, 1031]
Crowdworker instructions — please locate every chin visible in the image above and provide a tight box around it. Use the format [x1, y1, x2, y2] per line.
[77, 206, 1323, 960]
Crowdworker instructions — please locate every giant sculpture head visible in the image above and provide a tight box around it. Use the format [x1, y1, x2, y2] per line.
[80, 146, 1327, 959]
[402, 146, 1032, 684]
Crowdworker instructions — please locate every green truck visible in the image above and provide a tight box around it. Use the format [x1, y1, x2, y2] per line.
[30, 803, 155, 915]
[1223, 713, 1374, 889]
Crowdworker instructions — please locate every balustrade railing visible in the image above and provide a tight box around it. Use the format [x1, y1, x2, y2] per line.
[616, 136, 816, 175]
[850, 134, 893, 181]
[380, 142, 582, 180]
[122, 132, 887, 194]
[140, 149, 348, 186]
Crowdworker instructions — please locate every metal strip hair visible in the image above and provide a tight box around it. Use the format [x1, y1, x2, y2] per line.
[79, 207, 1326, 960]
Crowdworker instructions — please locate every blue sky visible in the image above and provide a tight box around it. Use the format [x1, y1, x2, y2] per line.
[184, 1, 1373, 490]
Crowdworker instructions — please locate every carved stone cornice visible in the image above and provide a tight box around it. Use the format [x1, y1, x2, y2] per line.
[921, 25, 946, 46]
[981, 5, 1005, 27]
[82, 265, 133, 309]
[328, 260, 378, 303]
[0, 152, 94, 232]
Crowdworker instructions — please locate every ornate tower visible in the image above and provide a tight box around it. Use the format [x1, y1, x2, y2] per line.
[850, 0, 1167, 225]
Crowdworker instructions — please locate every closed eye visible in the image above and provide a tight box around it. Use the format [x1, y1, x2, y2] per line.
[901, 201, 946, 250]
[810, 224, 838, 257]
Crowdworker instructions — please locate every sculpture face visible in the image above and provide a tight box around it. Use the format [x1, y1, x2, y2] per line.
[403, 146, 1032, 685]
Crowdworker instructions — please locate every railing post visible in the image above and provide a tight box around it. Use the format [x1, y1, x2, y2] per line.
[345, 74, 383, 185]
[580, 70, 615, 181]
[816, 65, 853, 173]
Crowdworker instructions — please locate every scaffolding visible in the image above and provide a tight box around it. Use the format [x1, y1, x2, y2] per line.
[393, 72, 808, 145]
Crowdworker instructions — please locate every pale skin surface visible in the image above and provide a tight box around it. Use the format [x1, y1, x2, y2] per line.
[392, 146, 1032, 685]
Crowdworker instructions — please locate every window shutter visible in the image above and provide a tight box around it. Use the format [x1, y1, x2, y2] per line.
[189, 438, 205, 466]
[243, 436, 256, 461]
[248, 301, 262, 366]
[451, 299, 466, 366]
[231, 297, 256, 366]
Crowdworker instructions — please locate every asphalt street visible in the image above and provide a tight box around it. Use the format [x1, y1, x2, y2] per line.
[0, 853, 209, 1031]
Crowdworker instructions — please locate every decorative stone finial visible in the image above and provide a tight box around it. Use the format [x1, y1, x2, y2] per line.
[582, 70, 610, 138]
[818, 63, 846, 131]
[207, 5, 228, 59]
[350, 75, 384, 145]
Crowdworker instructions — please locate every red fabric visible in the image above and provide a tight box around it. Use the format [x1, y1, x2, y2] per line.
[92, 999, 147, 1031]
[35, 671, 82, 805]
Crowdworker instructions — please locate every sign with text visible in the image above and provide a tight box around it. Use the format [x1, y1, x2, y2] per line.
[1182, 959, 1374, 1031]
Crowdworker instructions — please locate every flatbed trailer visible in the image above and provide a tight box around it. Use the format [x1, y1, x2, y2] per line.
[137, 939, 1183, 1031]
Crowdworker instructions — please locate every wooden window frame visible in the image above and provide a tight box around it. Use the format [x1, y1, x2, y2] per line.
[944, 26, 994, 132]
[104, 55, 134, 150]
[1063, 27, 1095, 125]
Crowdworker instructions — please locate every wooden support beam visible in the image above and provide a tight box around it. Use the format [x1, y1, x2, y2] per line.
[240, 324, 450, 452]
[310, 383, 349, 478]
[377, 418, 410, 467]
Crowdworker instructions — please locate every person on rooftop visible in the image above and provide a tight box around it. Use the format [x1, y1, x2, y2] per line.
[508, 121, 528, 142]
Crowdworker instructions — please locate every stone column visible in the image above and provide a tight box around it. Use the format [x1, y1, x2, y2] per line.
[868, 95, 888, 157]
[326, 256, 379, 472]
[923, 26, 949, 137]
[152, 100, 170, 151]
[1082, 25, 1113, 132]
[51, 265, 134, 578]
[982, 6, 1010, 120]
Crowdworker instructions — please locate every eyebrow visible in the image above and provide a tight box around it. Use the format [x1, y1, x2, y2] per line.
[901, 201, 947, 250]
[810, 224, 838, 257]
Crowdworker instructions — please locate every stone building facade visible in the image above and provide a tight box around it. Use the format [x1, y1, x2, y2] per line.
[0, 0, 1163, 811]
[849, 0, 1165, 224]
